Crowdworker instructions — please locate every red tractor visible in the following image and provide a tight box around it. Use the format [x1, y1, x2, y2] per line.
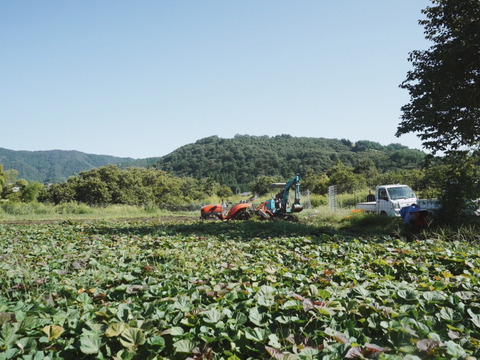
[200, 198, 254, 221]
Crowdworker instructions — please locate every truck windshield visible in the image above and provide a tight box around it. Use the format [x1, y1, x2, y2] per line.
[387, 187, 416, 200]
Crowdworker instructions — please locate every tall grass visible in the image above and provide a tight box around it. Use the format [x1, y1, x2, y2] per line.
[0, 202, 198, 221]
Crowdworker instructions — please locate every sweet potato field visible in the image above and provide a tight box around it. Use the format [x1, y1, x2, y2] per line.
[1, 219, 480, 359]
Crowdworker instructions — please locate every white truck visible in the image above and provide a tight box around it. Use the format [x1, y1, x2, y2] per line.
[356, 184, 420, 217]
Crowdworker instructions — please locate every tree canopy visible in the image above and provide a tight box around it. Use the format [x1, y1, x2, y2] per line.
[154, 135, 426, 191]
[397, 0, 480, 153]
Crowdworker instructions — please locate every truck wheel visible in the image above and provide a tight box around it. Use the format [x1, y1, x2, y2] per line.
[380, 211, 387, 216]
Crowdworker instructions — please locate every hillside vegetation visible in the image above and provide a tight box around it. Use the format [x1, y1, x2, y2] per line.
[0, 136, 426, 189]
[153, 135, 426, 191]
[0, 148, 133, 183]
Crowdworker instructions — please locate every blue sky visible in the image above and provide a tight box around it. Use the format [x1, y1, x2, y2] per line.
[1, 1, 431, 159]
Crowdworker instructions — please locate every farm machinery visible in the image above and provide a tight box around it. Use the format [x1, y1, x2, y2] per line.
[200, 174, 303, 222]
[254, 174, 303, 222]
[200, 198, 254, 221]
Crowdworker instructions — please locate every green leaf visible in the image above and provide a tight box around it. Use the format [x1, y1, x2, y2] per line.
[0, 348, 20, 359]
[80, 334, 101, 355]
[268, 333, 283, 349]
[147, 335, 165, 350]
[42, 325, 63, 341]
[170, 326, 185, 336]
[235, 312, 248, 326]
[353, 286, 370, 298]
[15, 337, 37, 352]
[317, 289, 331, 298]
[256, 285, 277, 307]
[116, 304, 131, 322]
[173, 296, 194, 313]
[114, 349, 136, 360]
[227, 355, 241, 360]
[76, 292, 92, 305]
[446, 340, 466, 358]
[105, 322, 126, 337]
[439, 307, 462, 323]
[173, 339, 196, 353]
[467, 308, 480, 328]
[0, 323, 19, 350]
[202, 309, 223, 324]
[120, 328, 145, 352]
[397, 289, 417, 301]
[249, 307, 264, 327]
[245, 327, 269, 342]
[423, 291, 447, 302]
[282, 300, 301, 309]
[308, 284, 319, 297]
[299, 347, 320, 358]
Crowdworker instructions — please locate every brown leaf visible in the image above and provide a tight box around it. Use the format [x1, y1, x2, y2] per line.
[0, 312, 17, 326]
[345, 347, 364, 359]
[416, 339, 441, 354]
[365, 343, 390, 353]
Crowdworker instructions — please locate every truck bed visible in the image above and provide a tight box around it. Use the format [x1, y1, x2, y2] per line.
[355, 201, 376, 212]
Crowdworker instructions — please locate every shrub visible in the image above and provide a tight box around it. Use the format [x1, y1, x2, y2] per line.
[310, 194, 328, 207]
[55, 202, 94, 215]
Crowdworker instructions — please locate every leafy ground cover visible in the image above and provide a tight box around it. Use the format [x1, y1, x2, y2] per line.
[1, 219, 480, 359]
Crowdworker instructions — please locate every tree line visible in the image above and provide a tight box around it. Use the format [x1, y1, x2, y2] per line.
[2, 159, 479, 210]
[0, 165, 233, 210]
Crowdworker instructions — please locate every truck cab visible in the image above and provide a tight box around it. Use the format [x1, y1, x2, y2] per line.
[376, 185, 418, 216]
[356, 184, 418, 217]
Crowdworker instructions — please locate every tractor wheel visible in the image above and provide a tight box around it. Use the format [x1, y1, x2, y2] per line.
[202, 214, 219, 221]
[233, 209, 251, 221]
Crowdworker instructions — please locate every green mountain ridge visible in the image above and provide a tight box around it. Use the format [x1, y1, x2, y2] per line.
[0, 135, 426, 187]
[0, 148, 135, 183]
[153, 134, 426, 191]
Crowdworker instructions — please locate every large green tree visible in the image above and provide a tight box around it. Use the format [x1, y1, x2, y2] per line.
[397, 0, 480, 153]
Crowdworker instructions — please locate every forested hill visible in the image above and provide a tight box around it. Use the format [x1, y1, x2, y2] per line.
[153, 135, 426, 191]
[0, 148, 133, 183]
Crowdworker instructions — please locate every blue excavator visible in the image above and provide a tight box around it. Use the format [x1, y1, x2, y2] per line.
[255, 174, 303, 221]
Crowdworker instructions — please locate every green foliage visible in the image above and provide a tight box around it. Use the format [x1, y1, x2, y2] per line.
[302, 169, 330, 195]
[0, 165, 5, 192]
[22, 181, 44, 202]
[249, 175, 277, 196]
[327, 160, 366, 193]
[154, 135, 426, 191]
[435, 152, 480, 224]
[309, 194, 328, 207]
[1, 178, 32, 203]
[0, 220, 480, 359]
[42, 165, 207, 207]
[216, 184, 234, 198]
[397, 0, 480, 154]
[0, 202, 55, 216]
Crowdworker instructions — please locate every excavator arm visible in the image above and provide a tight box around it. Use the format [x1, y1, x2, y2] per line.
[270, 174, 302, 214]
[281, 174, 302, 213]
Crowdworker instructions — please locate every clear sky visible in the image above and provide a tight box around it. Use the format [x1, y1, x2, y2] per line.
[1, 1, 432, 159]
